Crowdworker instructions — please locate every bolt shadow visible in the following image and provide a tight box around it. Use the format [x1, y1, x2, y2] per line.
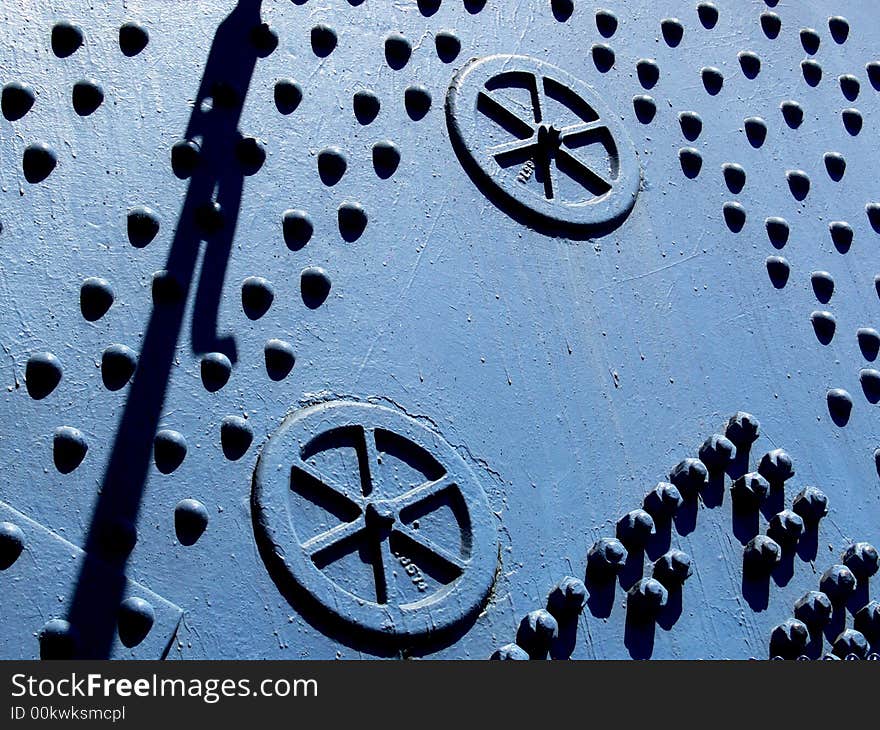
[645, 517, 673, 560]
[618, 546, 645, 591]
[742, 556, 771, 612]
[771, 547, 796, 587]
[702, 471, 725, 509]
[760, 482, 786, 522]
[547, 606, 579, 660]
[64, 0, 269, 658]
[623, 609, 656, 660]
[732, 504, 760, 546]
[824, 604, 847, 645]
[848, 579, 870, 616]
[673, 497, 699, 536]
[725, 444, 753, 482]
[584, 569, 616, 620]
[656, 587, 683, 631]
[796, 524, 819, 563]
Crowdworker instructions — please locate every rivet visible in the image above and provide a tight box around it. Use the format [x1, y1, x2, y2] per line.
[221, 415, 253, 461]
[101, 344, 138, 391]
[118, 597, 155, 648]
[175, 498, 209, 546]
[154, 429, 187, 474]
[25, 352, 62, 400]
[53, 426, 87, 474]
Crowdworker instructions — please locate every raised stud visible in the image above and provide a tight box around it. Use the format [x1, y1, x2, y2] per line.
[25, 352, 62, 400]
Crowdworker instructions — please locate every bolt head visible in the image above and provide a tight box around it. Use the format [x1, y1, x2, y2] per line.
[842, 542, 879, 580]
[731, 472, 770, 508]
[725, 411, 761, 445]
[793, 590, 833, 629]
[769, 619, 809, 659]
[547, 576, 587, 617]
[627, 578, 668, 618]
[516, 609, 558, 657]
[758, 449, 795, 483]
[832, 629, 868, 659]
[586, 537, 628, 581]
[669, 458, 708, 499]
[744, 535, 781, 573]
[698, 434, 737, 472]
[490, 643, 529, 660]
[854, 601, 880, 641]
[616, 509, 655, 547]
[791, 487, 829, 524]
[653, 549, 692, 587]
[643, 482, 683, 518]
[819, 564, 856, 604]
[767, 510, 804, 548]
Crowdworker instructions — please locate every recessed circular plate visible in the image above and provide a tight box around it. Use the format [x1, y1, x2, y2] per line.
[446, 54, 641, 232]
[253, 400, 499, 640]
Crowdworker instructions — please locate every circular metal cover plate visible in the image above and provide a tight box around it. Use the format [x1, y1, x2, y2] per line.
[446, 54, 641, 232]
[253, 400, 498, 640]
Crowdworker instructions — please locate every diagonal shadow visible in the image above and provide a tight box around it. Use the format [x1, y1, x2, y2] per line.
[65, 0, 270, 658]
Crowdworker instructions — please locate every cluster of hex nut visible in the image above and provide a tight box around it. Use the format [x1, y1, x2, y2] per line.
[491, 410, 844, 659]
[769, 542, 879, 659]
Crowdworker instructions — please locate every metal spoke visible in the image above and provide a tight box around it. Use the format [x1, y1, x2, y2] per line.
[303, 516, 365, 565]
[556, 147, 612, 196]
[526, 72, 543, 123]
[476, 90, 534, 140]
[393, 524, 465, 576]
[392, 474, 457, 515]
[560, 120, 607, 148]
[359, 426, 380, 498]
[290, 459, 361, 520]
[488, 137, 538, 167]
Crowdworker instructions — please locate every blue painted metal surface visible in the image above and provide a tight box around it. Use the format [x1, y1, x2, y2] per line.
[1, 0, 879, 660]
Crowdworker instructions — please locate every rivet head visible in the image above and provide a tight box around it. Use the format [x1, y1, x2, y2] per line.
[264, 339, 295, 381]
[118, 597, 155, 648]
[53, 426, 88, 474]
[0, 521, 25, 570]
[25, 352, 62, 400]
[274, 79, 302, 115]
[175, 498, 209, 546]
[39, 618, 77, 659]
[515, 609, 558, 657]
[153, 429, 187, 474]
[220, 415, 253, 461]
